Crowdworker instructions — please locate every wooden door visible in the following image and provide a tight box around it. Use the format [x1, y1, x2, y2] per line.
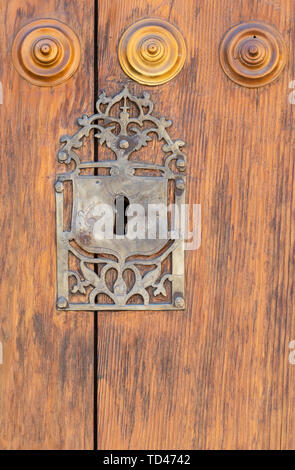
[1, 0, 295, 450]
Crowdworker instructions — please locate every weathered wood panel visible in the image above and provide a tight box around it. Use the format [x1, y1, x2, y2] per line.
[96, 0, 295, 450]
[0, 0, 94, 449]
[1, 0, 295, 451]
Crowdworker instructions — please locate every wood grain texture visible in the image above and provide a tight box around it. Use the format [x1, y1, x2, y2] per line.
[0, 0, 94, 449]
[96, 0, 295, 449]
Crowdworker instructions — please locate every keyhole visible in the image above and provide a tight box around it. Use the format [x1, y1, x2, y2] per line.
[114, 195, 130, 236]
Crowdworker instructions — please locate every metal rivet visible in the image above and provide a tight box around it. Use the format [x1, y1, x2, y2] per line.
[174, 296, 185, 309]
[119, 139, 129, 149]
[56, 296, 68, 309]
[55, 181, 64, 193]
[176, 157, 186, 171]
[58, 150, 68, 162]
[175, 177, 185, 191]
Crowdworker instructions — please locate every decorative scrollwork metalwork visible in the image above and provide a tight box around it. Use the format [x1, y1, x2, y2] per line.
[56, 86, 186, 310]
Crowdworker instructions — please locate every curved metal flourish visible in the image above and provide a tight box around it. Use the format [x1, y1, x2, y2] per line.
[57, 85, 187, 177]
[67, 240, 179, 306]
[56, 87, 186, 310]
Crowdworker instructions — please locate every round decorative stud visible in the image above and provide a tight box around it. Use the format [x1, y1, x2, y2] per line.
[174, 295, 185, 309]
[12, 19, 81, 86]
[176, 156, 186, 171]
[175, 177, 185, 192]
[119, 139, 130, 149]
[55, 181, 64, 193]
[219, 22, 287, 88]
[56, 296, 68, 309]
[118, 18, 186, 86]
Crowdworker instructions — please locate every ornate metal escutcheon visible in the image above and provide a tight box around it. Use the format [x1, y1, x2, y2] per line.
[55, 87, 186, 310]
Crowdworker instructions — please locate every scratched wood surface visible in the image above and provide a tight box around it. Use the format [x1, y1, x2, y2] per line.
[1, 0, 295, 451]
[96, 0, 295, 449]
[0, 0, 94, 449]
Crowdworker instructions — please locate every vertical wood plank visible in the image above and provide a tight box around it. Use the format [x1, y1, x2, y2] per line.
[0, 0, 94, 449]
[96, 0, 295, 449]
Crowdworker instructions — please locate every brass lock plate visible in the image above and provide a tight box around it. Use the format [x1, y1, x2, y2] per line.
[55, 87, 186, 310]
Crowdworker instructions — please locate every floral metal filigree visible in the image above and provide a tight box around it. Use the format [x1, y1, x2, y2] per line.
[55, 86, 186, 310]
